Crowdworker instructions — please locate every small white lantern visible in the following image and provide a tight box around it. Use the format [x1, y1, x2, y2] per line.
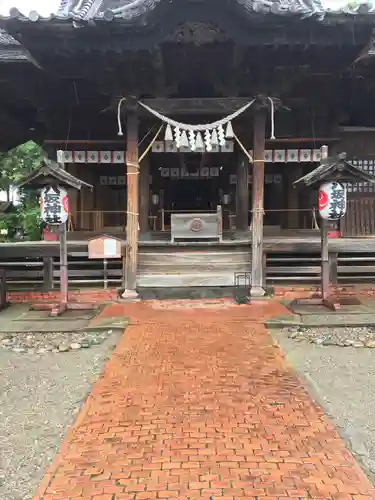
[222, 194, 230, 205]
[40, 185, 69, 225]
[151, 193, 160, 205]
[318, 181, 347, 220]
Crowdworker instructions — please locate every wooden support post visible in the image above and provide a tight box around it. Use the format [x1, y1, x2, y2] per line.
[59, 223, 68, 307]
[321, 218, 329, 300]
[122, 100, 139, 299]
[236, 154, 249, 234]
[139, 154, 150, 239]
[67, 164, 78, 231]
[43, 257, 54, 290]
[251, 110, 266, 297]
[329, 251, 338, 286]
[286, 167, 301, 229]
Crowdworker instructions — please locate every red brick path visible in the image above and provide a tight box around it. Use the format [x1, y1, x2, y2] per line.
[34, 300, 375, 500]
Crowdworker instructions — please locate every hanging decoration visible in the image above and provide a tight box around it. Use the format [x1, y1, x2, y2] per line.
[211, 128, 218, 146]
[225, 121, 234, 139]
[117, 97, 276, 153]
[165, 124, 173, 142]
[180, 130, 189, 148]
[195, 132, 204, 150]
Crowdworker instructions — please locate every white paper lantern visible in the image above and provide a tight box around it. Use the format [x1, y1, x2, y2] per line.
[318, 181, 347, 220]
[41, 185, 69, 225]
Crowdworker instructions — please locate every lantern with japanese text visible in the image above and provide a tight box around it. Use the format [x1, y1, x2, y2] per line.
[318, 181, 347, 220]
[40, 185, 69, 225]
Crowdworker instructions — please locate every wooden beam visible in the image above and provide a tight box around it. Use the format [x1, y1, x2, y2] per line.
[123, 99, 140, 299]
[265, 137, 339, 143]
[44, 139, 126, 145]
[141, 98, 255, 115]
[151, 46, 169, 97]
[251, 110, 266, 297]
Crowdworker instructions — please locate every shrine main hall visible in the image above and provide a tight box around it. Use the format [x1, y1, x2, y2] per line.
[1, 0, 375, 293]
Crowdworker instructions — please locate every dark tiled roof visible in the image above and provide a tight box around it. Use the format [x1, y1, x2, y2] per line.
[0, 28, 28, 62]
[7, 0, 328, 21]
[294, 153, 375, 187]
[2, 0, 375, 27]
[18, 157, 93, 190]
[0, 29, 19, 45]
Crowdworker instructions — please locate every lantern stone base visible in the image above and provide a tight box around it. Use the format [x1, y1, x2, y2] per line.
[292, 296, 342, 312]
[31, 301, 98, 317]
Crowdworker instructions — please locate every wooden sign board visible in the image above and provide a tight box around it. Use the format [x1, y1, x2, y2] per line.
[88, 236, 122, 259]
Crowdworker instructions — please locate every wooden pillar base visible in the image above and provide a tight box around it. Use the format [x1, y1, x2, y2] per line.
[121, 289, 140, 301]
[250, 286, 266, 297]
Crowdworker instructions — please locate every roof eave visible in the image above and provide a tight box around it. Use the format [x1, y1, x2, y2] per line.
[18, 160, 93, 191]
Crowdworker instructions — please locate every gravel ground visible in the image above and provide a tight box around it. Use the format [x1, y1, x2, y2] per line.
[285, 325, 375, 348]
[0, 332, 121, 500]
[273, 328, 375, 484]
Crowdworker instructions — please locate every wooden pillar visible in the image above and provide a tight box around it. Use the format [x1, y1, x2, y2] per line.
[59, 223, 68, 306]
[67, 164, 78, 231]
[43, 257, 54, 290]
[123, 100, 139, 298]
[139, 154, 150, 238]
[286, 166, 302, 230]
[236, 154, 249, 233]
[251, 110, 266, 296]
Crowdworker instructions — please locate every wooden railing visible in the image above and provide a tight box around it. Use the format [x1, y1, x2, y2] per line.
[68, 204, 375, 237]
[341, 198, 375, 237]
[3, 251, 375, 290]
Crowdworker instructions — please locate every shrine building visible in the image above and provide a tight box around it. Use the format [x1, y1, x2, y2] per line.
[1, 0, 375, 294]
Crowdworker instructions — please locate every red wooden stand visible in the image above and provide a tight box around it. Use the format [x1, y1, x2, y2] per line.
[293, 220, 359, 311]
[32, 223, 96, 317]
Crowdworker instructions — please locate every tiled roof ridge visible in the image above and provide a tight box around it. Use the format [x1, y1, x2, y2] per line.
[23, 0, 328, 21]
[4, 0, 375, 22]
[0, 28, 20, 46]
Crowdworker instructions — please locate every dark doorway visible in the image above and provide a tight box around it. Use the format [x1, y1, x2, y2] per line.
[170, 179, 217, 211]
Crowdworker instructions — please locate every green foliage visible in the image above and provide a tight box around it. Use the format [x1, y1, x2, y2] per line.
[17, 197, 42, 241]
[0, 141, 43, 241]
[0, 141, 43, 193]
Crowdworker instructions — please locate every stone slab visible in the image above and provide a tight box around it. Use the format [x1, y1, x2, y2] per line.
[87, 316, 129, 331]
[286, 301, 373, 316]
[266, 313, 375, 329]
[0, 304, 101, 333]
[0, 319, 93, 333]
[14, 309, 97, 322]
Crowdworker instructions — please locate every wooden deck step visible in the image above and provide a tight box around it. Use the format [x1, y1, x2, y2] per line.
[138, 272, 241, 288]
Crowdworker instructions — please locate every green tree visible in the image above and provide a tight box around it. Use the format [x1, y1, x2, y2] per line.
[0, 141, 43, 199]
[0, 141, 43, 241]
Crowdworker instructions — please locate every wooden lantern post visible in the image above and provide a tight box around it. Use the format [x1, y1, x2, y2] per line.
[59, 220, 68, 308]
[293, 150, 375, 310]
[250, 109, 266, 297]
[18, 158, 95, 316]
[319, 145, 330, 304]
